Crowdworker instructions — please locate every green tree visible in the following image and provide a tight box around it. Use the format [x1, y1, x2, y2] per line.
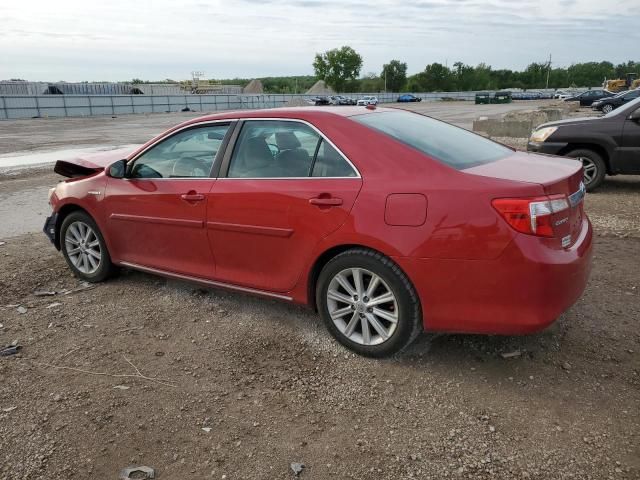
[472, 63, 493, 90]
[313, 46, 363, 92]
[381, 60, 407, 92]
[519, 62, 549, 89]
[567, 61, 615, 87]
[359, 73, 383, 92]
[405, 73, 426, 92]
[452, 62, 476, 90]
[423, 63, 453, 91]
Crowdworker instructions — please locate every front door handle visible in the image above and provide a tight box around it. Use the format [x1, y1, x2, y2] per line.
[181, 192, 205, 202]
[309, 197, 343, 206]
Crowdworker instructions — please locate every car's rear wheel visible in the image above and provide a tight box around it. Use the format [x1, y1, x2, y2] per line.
[567, 149, 606, 191]
[601, 104, 614, 114]
[316, 249, 422, 357]
[60, 211, 116, 282]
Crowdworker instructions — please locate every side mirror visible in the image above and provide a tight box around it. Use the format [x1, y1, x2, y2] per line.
[629, 109, 640, 121]
[107, 159, 127, 178]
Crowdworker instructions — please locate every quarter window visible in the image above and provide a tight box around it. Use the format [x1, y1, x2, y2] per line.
[130, 124, 230, 178]
[227, 120, 356, 178]
[312, 140, 357, 177]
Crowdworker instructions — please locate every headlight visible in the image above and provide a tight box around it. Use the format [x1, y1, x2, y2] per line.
[530, 126, 558, 143]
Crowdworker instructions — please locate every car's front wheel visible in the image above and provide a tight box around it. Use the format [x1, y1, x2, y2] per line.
[60, 211, 116, 282]
[567, 148, 606, 191]
[316, 249, 422, 357]
[601, 104, 614, 114]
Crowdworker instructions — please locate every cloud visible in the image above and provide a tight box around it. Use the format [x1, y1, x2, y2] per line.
[0, 0, 638, 81]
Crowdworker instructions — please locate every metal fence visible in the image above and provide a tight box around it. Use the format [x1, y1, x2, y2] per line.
[0, 82, 243, 96]
[0, 91, 484, 120]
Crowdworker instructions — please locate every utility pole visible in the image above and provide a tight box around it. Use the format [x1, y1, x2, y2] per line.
[545, 54, 552, 90]
[384, 70, 387, 92]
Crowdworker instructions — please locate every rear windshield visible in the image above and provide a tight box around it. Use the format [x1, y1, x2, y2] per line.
[352, 110, 512, 169]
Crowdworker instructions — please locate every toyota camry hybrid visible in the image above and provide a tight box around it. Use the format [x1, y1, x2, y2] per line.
[44, 106, 593, 357]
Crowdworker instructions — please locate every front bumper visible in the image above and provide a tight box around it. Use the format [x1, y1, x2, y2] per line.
[527, 141, 567, 156]
[43, 213, 58, 247]
[395, 217, 593, 335]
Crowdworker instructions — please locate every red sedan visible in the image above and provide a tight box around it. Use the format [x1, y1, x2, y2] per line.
[44, 106, 593, 357]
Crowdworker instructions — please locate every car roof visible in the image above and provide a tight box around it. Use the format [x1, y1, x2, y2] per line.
[178, 105, 396, 126]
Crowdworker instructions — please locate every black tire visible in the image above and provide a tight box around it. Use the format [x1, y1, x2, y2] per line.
[601, 104, 614, 114]
[316, 248, 422, 358]
[60, 211, 116, 283]
[566, 148, 606, 192]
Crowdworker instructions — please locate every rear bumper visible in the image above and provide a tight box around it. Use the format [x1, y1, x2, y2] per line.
[396, 217, 593, 335]
[527, 141, 567, 156]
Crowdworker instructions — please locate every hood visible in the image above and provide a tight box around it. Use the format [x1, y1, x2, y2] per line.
[54, 146, 138, 178]
[535, 116, 600, 130]
[464, 151, 582, 187]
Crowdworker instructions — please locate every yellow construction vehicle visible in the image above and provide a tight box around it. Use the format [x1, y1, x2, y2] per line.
[603, 73, 638, 92]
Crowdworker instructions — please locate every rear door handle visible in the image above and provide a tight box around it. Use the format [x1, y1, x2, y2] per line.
[181, 193, 205, 202]
[309, 197, 343, 206]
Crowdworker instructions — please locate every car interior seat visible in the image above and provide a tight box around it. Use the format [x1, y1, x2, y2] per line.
[229, 136, 275, 177]
[274, 131, 312, 177]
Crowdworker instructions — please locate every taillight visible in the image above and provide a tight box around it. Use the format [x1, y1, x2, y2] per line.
[492, 195, 569, 237]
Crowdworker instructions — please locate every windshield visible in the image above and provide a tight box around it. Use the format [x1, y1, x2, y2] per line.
[352, 110, 512, 169]
[604, 96, 640, 118]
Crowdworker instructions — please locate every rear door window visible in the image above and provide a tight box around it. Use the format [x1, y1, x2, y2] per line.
[227, 120, 357, 178]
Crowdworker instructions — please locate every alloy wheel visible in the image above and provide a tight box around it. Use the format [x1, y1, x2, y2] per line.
[65, 221, 102, 274]
[579, 157, 597, 187]
[602, 104, 613, 114]
[326, 268, 399, 346]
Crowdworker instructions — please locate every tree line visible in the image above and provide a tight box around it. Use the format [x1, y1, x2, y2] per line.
[211, 46, 640, 94]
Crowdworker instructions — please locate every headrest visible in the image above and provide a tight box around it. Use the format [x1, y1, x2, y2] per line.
[275, 131, 302, 150]
[243, 136, 272, 167]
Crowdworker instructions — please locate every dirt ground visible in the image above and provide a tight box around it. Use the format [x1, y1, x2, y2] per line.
[1, 106, 639, 480]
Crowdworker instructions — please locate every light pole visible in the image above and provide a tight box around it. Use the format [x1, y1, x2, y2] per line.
[545, 54, 552, 90]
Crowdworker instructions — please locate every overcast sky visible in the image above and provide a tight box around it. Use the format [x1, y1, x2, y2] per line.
[1, 0, 639, 82]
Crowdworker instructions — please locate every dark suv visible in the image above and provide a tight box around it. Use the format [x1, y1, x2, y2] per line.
[592, 89, 640, 114]
[527, 97, 640, 191]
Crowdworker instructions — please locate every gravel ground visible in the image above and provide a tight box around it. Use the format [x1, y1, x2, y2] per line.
[1, 231, 638, 480]
[0, 105, 639, 479]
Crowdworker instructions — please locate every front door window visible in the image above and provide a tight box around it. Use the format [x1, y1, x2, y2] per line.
[130, 124, 230, 178]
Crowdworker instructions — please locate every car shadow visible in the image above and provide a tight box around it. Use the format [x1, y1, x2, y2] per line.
[120, 268, 571, 368]
[597, 175, 640, 193]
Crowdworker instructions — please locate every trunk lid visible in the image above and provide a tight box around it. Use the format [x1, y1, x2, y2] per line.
[467, 151, 586, 247]
[464, 151, 582, 186]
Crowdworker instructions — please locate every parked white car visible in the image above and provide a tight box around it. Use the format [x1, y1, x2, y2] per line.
[554, 90, 572, 100]
[357, 96, 378, 106]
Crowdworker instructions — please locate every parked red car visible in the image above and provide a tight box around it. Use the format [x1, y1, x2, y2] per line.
[44, 106, 593, 357]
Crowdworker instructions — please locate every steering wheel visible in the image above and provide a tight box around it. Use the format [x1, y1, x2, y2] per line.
[172, 156, 208, 177]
